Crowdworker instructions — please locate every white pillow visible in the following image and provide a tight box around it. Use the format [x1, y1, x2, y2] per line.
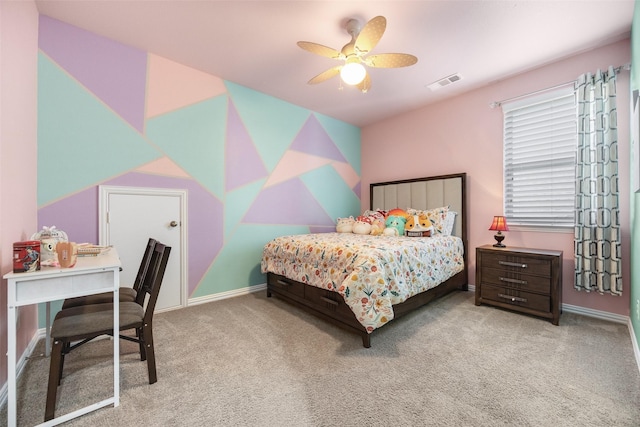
[442, 211, 457, 236]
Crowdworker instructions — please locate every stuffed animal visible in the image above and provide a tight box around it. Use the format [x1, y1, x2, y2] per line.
[418, 214, 431, 229]
[383, 226, 399, 236]
[405, 215, 417, 231]
[405, 214, 434, 236]
[363, 209, 387, 223]
[385, 215, 407, 236]
[370, 218, 385, 236]
[31, 225, 68, 265]
[387, 208, 408, 218]
[353, 216, 372, 235]
[336, 216, 355, 233]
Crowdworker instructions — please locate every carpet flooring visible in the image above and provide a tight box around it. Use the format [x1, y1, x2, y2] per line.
[2, 290, 639, 426]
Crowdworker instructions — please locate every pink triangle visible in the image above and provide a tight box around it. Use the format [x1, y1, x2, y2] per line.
[136, 157, 191, 178]
[146, 54, 227, 118]
[331, 161, 360, 190]
[265, 151, 332, 188]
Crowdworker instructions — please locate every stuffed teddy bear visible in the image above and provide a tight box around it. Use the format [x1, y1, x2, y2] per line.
[384, 215, 407, 236]
[336, 216, 355, 233]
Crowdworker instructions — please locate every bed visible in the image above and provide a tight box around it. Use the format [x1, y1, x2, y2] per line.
[261, 173, 468, 347]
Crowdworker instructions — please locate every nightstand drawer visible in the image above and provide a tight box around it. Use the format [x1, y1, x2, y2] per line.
[481, 252, 552, 277]
[480, 267, 551, 294]
[480, 284, 550, 313]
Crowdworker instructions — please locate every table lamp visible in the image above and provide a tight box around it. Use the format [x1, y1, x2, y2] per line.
[489, 215, 509, 247]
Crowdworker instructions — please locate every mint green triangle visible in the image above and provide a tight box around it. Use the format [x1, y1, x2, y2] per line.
[225, 81, 310, 172]
[300, 165, 361, 221]
[146, 96, 227, 199]
[316, 113, 362, 174]
[224, 179, 266, 238]
[192, 224, 310, 297]
[37, 53, 161, 206]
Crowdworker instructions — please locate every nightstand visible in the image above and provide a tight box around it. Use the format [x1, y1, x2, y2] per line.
[475, 245, 562, 325]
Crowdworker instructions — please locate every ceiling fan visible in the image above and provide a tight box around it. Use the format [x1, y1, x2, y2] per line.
[297, 16, 418, 93]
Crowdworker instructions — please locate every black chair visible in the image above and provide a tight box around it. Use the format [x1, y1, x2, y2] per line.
[45, 242, 171, 421]
[61, 238, 157, 309]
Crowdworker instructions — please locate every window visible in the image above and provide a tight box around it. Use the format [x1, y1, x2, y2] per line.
[502, 86, 577, 229]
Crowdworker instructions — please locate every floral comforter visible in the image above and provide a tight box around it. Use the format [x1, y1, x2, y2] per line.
[261, 232, 464, 333]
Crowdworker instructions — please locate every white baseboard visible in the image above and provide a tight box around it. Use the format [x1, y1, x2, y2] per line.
[562, 303, 628, 324]
[629, 320, 640, 375]
[0, 327, 44, 409]
[187, 283, 266, 306]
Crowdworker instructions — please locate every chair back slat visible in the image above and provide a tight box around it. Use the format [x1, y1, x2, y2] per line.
[136, 242, 171, 316]
[132, 238, 157, 292]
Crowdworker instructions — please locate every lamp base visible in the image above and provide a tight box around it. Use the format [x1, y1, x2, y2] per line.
[493, 232, 506, 248]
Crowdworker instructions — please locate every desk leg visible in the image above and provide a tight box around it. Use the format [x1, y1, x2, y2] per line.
[113, 285, 120, 407]
[7, 303, 17, 426]
[45, 301, 51, 357]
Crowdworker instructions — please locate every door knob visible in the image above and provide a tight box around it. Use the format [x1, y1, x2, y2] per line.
[170, 221, 178, 228]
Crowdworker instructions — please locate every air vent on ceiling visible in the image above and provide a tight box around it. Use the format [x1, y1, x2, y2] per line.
[427, 73, 463, 91]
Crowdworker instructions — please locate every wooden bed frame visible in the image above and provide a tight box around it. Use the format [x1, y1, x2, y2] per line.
[266, 173, 468, 347]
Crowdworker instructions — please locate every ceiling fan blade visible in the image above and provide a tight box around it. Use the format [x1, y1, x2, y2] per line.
[355, 16, 386, 55]
[297, 41, 343, 59]
[365, 53, 418, 68]
[356, 71, 372, 93]
[308, 66, 342, 84]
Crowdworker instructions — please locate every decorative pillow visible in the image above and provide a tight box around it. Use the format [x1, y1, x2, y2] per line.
[406, 206, 449, 234]
[362, 209, 387, 223]
[442, 211, 457, 236]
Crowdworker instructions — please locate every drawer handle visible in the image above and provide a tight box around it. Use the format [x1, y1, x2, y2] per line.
[320, 296, 339, 306]
[499, 260, 527, 268]
[276, 279, 291, 286]
[499, 277, 528, 285]
[498, 293, 528, 303]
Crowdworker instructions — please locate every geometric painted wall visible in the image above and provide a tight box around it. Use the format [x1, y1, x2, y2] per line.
[36, 16, 361, 303]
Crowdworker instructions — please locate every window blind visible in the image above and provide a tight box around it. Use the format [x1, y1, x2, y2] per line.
[502, 86, 577, 228]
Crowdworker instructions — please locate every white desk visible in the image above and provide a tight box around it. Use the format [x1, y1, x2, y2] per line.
[4, 249, 121, 426]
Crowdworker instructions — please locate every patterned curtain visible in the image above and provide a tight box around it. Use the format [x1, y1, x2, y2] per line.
[574, 66, 621, 295]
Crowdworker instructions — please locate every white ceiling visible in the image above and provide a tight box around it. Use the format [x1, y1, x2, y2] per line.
[34, 0, 634, 127]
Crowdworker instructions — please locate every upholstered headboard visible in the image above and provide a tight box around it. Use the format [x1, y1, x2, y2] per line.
[370, 173, 467, 243]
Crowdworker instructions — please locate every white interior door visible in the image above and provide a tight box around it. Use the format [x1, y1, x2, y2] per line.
[99, 186, 186, 312]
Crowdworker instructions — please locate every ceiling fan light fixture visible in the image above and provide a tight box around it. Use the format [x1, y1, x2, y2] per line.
[340, 61, 366, 85]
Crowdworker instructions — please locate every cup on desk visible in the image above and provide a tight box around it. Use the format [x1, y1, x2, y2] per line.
[56, 242, 78, 268]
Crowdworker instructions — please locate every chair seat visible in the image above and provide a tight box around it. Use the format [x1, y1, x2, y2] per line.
[51, 302, 144, 341]
[61, 287, 137, 309]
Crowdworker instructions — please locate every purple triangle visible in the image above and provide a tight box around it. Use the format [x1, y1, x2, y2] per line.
[243, 178, 334, 226]
[290, 115, 347, 162]
[39, 16, 147, 133]
[353, 181, 361, 199]
[226, 101, 268, 191]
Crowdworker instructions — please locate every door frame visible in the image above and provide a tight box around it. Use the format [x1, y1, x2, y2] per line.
[98, 185, 188, 310]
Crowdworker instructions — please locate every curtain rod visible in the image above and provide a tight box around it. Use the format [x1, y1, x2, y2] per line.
[489, 63, 631, 109]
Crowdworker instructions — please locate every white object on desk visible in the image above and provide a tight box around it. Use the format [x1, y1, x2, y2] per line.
[4, 249, 121, 426]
